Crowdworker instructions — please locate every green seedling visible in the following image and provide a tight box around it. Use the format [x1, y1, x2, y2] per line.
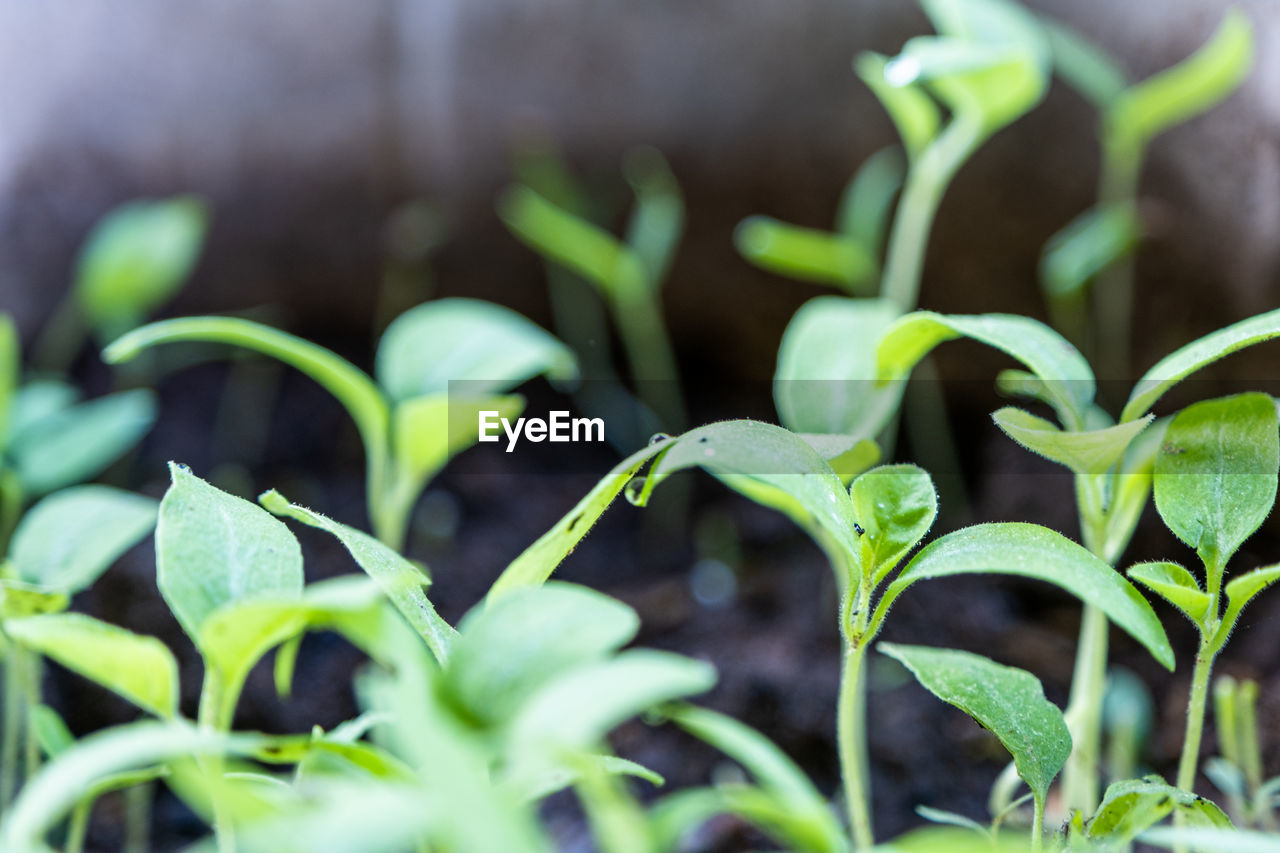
[1207, 675, 1276, 830]
[103, 298, 577, 550]
[876, 305, 1280, 815]
[499, 146, 687, 440]
[1039, 11, 1253, 374]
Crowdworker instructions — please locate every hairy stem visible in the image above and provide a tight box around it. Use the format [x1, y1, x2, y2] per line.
[838, 641, 874, 850]
[1178, 645, 1216, 792]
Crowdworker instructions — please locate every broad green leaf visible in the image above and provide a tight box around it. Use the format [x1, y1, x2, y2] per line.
[445, 583, 639, 727]
[992, 406, 1152, 475]
[836, 145, 905, 253]
[5, 381, 79, 446]
[1106, 11, 1253, 155]
[622, 145, 683, 287]
[392, 393, 523, 488]
[374, 298, 576, 402]
[9, 485, 157, 592]
[1122, 308, 1280, 423]
[877, 523, 1175, 669]
[1040, 204, 1141, 298]
[75, 196, 207, 334]
[1041, 18, 1127, 108]
[0, 580, 69, 619]
[1154, 394, 1279, 570]
[0, 314, 16, 444]
[7, 390, 157, 496]
[850, 464, 937, 583]
[1140, 827, 1279, 853]
[156, 463, 303, 642]
[856, 53, 941, 160]
[734, 217, 875, 291]
[487, 441, 668, 598]
[259, 490, 456, 665]
[877, 311, 1094, 429]
[1127, 561, 1211, 625]
[1088, 775, 1231, 843]
[775, 297, 904, 437]
[5, 613, 178, 718]
[879, 643, 1070, 811]
[498, 185, 648, 302]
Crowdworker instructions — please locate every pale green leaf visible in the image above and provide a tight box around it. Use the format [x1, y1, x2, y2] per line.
[836, 145, 905, 253]
[775, 296, 904, 437]
[156, 463, 303, 642]
[1127, 561, 1211, 625]
[0, 314, 16, 444]
[0, 579, 68, 619]
[992, 406, 1152, 475]
[1041, 18, 1127, 108]
[374, 298, 576, 402]
[75, 196, 207, 333]
[391, 393, 523, 488]
[29, 705, 73, 759]
[7, 390, 157, 496]
[914, 805, 990, 838]
[1214, 565, 1280, 653]
[802, 434, 882, 484]
[1154, 393, 1279, 569]
[877, 523, 1174, 669]
[1140, 827, 1278, 853]
[856, 53, 941, 160]
[6, 613, 178, 718]
[622, 145, 683, 287]
[9, 486, 157, 592]
[879, 643, 1070, 810]
[850, 464, 937, 584]
[1040, 204, 1141, 298]
[1122, 308, 1280, 423]
[4, 380, 79, 450]
[735, 217, 876, 291]
[877, 311, 1094, 429]
[1089, 775, 1231, 843]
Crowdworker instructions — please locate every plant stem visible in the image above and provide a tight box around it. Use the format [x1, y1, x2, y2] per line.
[1031, 794, 1045, 853]
[1, 642, 20, 807]
[1091, 141, 1141, 386]
[612, 293, 686, 433]
[64, 799, 91, 853]
[198, 670, 236, 853]
[1062, 603, 1108, 814]
[838, 641, 874, 850]
[123, 782, 152, 853]
[21, 651, 40, 781]
[1177, 644, 1216, 792]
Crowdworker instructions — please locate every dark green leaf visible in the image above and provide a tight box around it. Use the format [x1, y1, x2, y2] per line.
[1089, 775, 1231, 843]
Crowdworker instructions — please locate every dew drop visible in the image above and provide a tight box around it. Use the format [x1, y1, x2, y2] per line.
[649, 432, 672, 446]
[624, 477, 648, 506]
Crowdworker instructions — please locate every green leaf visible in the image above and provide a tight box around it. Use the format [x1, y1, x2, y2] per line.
[856, 53, 941, 161]
[1106, 10, 1253, 156]
[877, 311, 1094, 429]
[802, 433, 882, 484]
[5, 381, 79, 445]
[1041, 18, 1127, 109]
[992, 406, 1152, 475]
[622, 146, 684, 287]
[374, 298, 576, 402]
[1140, 827, 1278, 853]
[1127, 561, 1211, 625]
[1122, 308, 1280, 423]
[7, 389, 157, 496]
[1154, 393, 1279, 570]
[879, 643, 1070, 811]
[1088, 775, 1231, 843]
[1040, 204, 1141, 298]
[9, 486, 157, 592]
[1214, 565, 1280, 653]
[836, 145, 905, 254]
[259, 490, 456, 665]
[735, 217, 876, 291]
[29, 705, 74, 759]
[0, 314, 16, 445]
[391, 393, 523, 488]
[775, 297, 905, 437]
[0, 580, 68, 619]
[75, 196, 207, 334]
[487, 441, 668, 599]
[5, 613, 178, 718]
[1102, 417, 1168, 564]
[877, 523, 1175, 669]
[914, 805, 989, 839]
[445, 583, 638, 727]
[156, 463, 303, 642]
[498, 185, 649, 302]
[850, 464, 937, 584]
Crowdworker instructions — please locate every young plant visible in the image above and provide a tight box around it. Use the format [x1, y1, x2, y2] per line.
[1038, 11, 1253, 373]
[1207, 675, 1277, 830]
[102, 298, 577, 550]
[875, 305, 1280, 814]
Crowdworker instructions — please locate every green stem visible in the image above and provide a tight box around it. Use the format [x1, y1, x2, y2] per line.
[64, 799, 91, 853]
[1092, 140, 1141, 385]
[197, 670, 237, 853]
[611, 293, 686, 433]
[123, 782, 152, 853]
[1031, 794, 1045, 853]
[21, 651, 39, 781]
[838, 641, 874, 850]
[1177, 645, 1216, 793]
[1, 641, 20, 806]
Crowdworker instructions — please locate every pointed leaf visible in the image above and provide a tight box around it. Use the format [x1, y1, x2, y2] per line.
[850, 464, 937, 583]
[877, 311, 1094, 429]
[880, 642, 1070, 810]
[1154, 393, 1278, 570]
[1123, 308, 1280, 423]
[1088, 775, 1231, 843]
[9, 486, 157, 592]
[1127, 561, 1211, 625]
[156, 463, 303, 642]
[1214, 565, 1280, 653]
[992, 406, 1152, 475]
[6, 613, 178, 718]
[735, 217, 875, 290]
[878, 523, 1174, 670]
[374, 298, 576, 402]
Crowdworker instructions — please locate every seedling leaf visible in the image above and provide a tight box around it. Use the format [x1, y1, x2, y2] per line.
[1088, 775, 1231, 843]
[0, 580, 69, 619]
[622, 146, 684, 286]
[850, 464, 937, 584]
[879, 643, 1070, 812]
[1127, 561, 1211, 625]
[6, 613, 179, 718]
[391, 393, 523, 489]
[1040, 203, 1141, 299]
[9, 486, 157, 592]
[856, 53, 941, 160]
[735, 217, 876, 291]
[1041, 18, 1127, 109]
[836, 145, 905, 253]
[1153, 393, 1278, 570]
[992, 406, 1152, 475]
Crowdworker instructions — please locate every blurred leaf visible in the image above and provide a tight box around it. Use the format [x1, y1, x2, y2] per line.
[374, 298, 576, 402]
[1127, 561, 1211, 625]
[0, 580, 68, 619]
[9, 485, 157, 592]
[1106, 11, 1253, 156]
[1154, 394, 1278, 570]
[6, 613, 178, 718]
[7, 389, 156, 496]
[0, 314, 16, 445]
[29, 705, 74, 759]
[157, 463, 303, 642]
[75, 196, 207, 334]
[850, 464, 937, 584]
[735, 217, 876, 291]
[5, 380, 79, 446]
[803, 433, 882, 484]
[623, 146, 684, 286]
[856, 53, 941, 160]
[879, 523, 1174, 670]
[1040, 204, 1141, 298]
[880, 643, 1070, 812]
[992, 406, 1152, 475]
[1088, 775, 1231, 843]
[1103, 417, 1168, 562]
[915, 805, 989, 839]
[1140, 827, 1277, 852]
[775, 296, 904, 437]
[391, 393, 523, 488]
[836, 146, 906, 253]
[1041, 18, 1127, 108]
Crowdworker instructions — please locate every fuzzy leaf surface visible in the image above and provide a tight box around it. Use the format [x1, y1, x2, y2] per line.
[850, 464, 937, 583]
[993, 406, 1152, 475]
[1127, 561, 1211, 625]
